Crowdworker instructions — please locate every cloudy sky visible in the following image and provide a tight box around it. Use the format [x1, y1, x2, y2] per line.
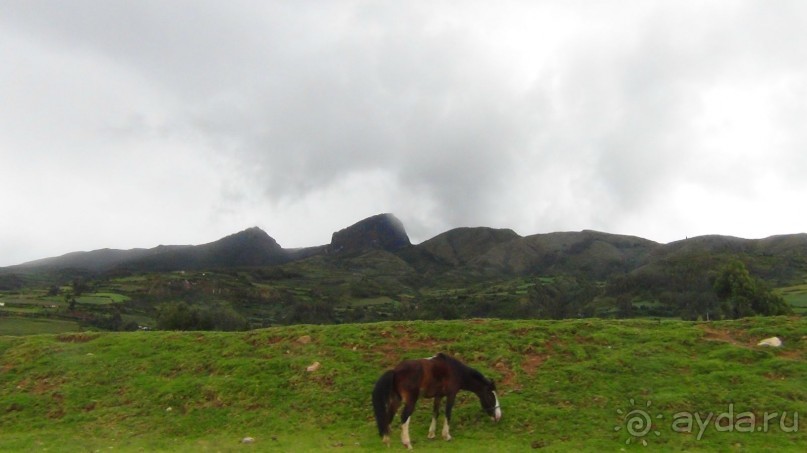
[2, 0, 806, 266]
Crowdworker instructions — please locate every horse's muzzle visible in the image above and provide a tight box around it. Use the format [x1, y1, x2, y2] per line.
[493, 406, 502, 422]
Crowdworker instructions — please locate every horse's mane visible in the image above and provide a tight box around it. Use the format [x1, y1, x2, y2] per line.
[436, 353, 490, 385]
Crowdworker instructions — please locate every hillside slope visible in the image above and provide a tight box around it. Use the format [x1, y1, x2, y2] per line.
[468, 230, 659, 277]
[1, 317, 805, 451]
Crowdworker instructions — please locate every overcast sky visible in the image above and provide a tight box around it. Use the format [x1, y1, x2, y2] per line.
[2, 1, 806, 267]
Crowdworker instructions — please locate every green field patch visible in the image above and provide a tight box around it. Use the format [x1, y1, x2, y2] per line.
[75, 293, 129, 305]
[0, 297, 43, 305]
[777, 283, 807, 314]
[92, 292, 130, 302]
[0, 307, 43, 314]
[0, 296, 61, 312]
[0, 317, 81, 335]
[348, 296, 397, 307]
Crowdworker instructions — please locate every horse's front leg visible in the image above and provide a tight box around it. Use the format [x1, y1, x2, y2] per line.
[428, 397, 442, 439]
[442, 394, 456, 441]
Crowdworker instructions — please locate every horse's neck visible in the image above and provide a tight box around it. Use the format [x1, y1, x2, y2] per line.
[442, 357, 484, 394]
[459, 369, 485, 394]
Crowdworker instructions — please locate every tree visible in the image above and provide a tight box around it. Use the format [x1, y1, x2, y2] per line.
[528, 276, 598, 320]
[72, 278, 88, 297]
[712, 259, 791, 318]
[615, 295, 634, 318]
[156, 301, 249, 331]
[156, 301, 198, 330]
[65, 292, 77, 311]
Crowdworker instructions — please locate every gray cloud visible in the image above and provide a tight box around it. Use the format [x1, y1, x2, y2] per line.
[2, 1, 806, 266]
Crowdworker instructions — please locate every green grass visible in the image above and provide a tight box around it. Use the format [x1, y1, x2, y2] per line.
[0, 317, 805, 451]
[347, 297, 397, 307]
[75, 293, 128, 305]
[778, 283, 807, 314]
[0, 317, 81, 335]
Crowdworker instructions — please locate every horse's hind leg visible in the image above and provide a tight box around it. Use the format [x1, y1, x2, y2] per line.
[428, 397, 442, 439]
[400, 393, 418, 450]
[384, 395, 401, 446]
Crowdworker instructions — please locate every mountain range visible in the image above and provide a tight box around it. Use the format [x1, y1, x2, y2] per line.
[3, 213, 806, 326]
[4, 213, 807, 287]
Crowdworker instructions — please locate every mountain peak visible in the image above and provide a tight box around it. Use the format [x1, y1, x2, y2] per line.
[224, 226, 277, 245]
[209, 226, 283, 257]
[330, 213, 411, 253]
[123, 226, 287, 271]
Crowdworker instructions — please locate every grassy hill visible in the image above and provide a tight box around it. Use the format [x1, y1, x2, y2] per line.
[1, 317, 805, 451]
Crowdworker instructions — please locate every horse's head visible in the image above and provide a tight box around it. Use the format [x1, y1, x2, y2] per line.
[479, 379, 502, 422]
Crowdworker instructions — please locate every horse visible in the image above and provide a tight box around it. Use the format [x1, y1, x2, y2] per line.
[372, 353, 502, 449]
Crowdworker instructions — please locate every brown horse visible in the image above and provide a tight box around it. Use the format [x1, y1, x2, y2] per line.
[372, 353, 501, 449]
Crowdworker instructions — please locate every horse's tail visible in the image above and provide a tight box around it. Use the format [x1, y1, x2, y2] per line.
[372, 370, 395, 437]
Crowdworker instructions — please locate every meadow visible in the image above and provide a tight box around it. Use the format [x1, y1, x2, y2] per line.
[778, 282, 807, 315]
[1, 317, 805, 451]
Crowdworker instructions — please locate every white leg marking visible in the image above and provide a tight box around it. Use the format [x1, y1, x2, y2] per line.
[428, 417, 437, 439]
[401, 418, 412, 449]
[493, 391, 502, 421]
[442, 418, 452, 441]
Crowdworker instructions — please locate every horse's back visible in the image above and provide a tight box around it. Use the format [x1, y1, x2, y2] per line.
[392, 355, 454, 399]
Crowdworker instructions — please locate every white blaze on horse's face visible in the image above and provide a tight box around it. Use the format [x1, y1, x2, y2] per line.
[493, 391, 502, 422]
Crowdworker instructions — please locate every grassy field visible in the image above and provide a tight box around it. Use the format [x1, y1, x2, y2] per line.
[1, 317, 805, 451]
[778, 283, 807, 315]
[0, 317, 81, 335]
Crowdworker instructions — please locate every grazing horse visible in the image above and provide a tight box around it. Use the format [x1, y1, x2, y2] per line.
[372, 353, 502, 449]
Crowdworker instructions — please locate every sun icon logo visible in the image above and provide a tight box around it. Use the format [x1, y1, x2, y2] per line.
[614, 399, 663, 446]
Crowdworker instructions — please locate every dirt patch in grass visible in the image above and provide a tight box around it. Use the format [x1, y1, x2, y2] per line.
[775, 348, 803, 360]
[56, 332, 99, 343]
[492, 359, 518, 389]
[373, 338, 446, 367]
[360, 326, 456, 367]
[521, 354, 548, 377]
[15, 376, 65, 395]
[698, 325, 804, 360]
[698, 325, 751, 347]
[243, 333, 286, 347]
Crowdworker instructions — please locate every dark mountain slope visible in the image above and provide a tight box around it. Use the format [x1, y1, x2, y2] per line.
[469, 230, 660, 278]
[417, 227, 521, 266]
[329, 213, 411, 254]
[6, 246, 188, 273]
[627, 233, 807, 290]
[122, 227, 289, 271]
[4, 228, 288, 274]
